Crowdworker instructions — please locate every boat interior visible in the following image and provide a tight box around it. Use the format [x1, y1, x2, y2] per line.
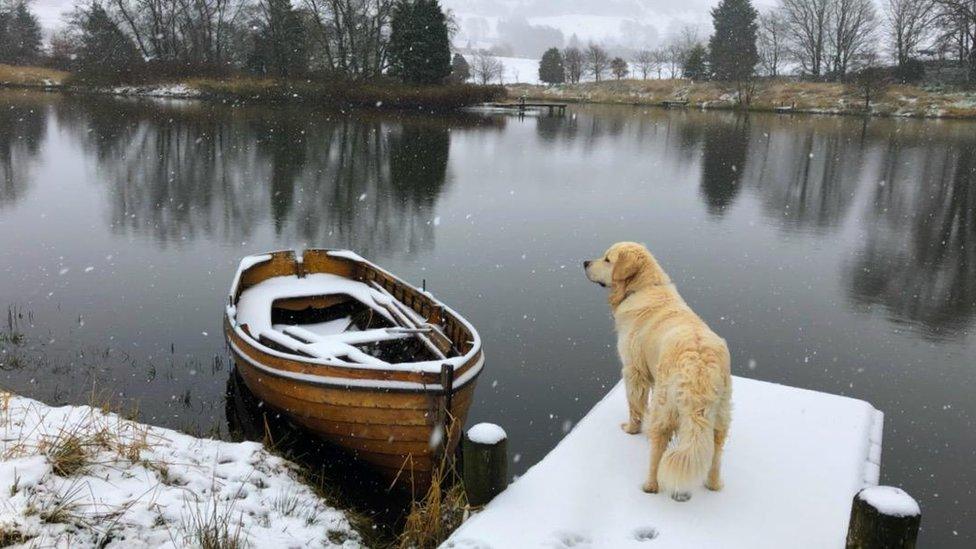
[235, 273, 457, 366]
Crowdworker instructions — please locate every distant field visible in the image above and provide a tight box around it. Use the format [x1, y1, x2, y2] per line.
[510, 79, 976, 119]
[0, 64, 68, 87]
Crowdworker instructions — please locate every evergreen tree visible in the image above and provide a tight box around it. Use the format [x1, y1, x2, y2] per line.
[708, 0, 759, 82]
[0, 2, 42, 64]
[683, 44, 709, 80]
[389, 0, 452, 84]
[247, 0, 307, 77]
[450, 53, 470, 82]
[75, 3, 140, 81]
[538, 47, 565, 84]
[610, 57, 628, 79]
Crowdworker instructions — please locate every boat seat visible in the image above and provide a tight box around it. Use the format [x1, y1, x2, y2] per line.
[259, 325, 427, 366]
[234, 273, 395, 337]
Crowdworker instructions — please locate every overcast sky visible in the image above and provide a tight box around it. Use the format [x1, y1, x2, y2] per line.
[32, 0, 780, 31]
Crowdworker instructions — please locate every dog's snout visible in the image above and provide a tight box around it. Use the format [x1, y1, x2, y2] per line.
[583, 260, 591, 268]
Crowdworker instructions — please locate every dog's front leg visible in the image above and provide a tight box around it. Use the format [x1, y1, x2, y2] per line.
[621, 366, 648, 434]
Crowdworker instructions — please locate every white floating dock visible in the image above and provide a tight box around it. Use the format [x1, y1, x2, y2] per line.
[447, 376, 883, 548]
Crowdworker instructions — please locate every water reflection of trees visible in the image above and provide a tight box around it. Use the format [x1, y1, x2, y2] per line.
[845, 138, 976, 337]
[0, 99, 47, 208]
[54, 99, 489, 256]
[700, 116, 749, 216]
[745, 124, 865, 232]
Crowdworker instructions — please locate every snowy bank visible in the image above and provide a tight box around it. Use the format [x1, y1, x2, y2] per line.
[106, 84, 204, 99]
[447, 376, 883, 548]
[0, 391, 361, 548]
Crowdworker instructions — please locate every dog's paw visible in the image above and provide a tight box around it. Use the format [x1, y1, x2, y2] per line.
[620, 422, 641, 434]
[671, 491, 692, 502]
[641, 480, 658, 493]
[705, 478, 724, 491]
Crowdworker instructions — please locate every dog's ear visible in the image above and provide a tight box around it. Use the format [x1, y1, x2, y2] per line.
[609, 248, 646, 307]
[612, 248, 644, 284]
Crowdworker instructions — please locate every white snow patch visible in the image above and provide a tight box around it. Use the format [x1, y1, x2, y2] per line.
[467, 423, 507, 445]
[108, 83, 203, 99]
[0, 392, 361, 548]
[859, 486, 920, 517]
[235, 273, 395, 337]
[448, 376, 883, 548]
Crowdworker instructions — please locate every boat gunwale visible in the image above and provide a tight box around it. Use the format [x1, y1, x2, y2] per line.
[224, 249, 484, 391]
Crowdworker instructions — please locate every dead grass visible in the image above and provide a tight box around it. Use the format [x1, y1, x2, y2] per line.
[510, 79, 976, 119]
[0, 525, 34, 547]
[181, 493, 245, 549]
[0, 64, 68, 87]
[187, 76, 506, 110]
[397, 455, 469, 549]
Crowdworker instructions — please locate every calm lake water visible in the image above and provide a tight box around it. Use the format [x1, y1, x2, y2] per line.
[0, 90, 973, 546]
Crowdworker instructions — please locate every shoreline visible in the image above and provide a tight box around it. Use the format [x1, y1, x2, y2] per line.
[0, 72, 505, 111]
[0, 389, 367, 547]
[507, 80, 976, 120]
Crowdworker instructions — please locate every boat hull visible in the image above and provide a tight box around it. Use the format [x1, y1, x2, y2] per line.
[223, 249, 483, 491]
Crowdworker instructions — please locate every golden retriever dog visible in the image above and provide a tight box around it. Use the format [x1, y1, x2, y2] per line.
[584, 242, 732, 497]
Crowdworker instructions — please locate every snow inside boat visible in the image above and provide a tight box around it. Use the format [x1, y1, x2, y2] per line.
[223, 249, 484, 490]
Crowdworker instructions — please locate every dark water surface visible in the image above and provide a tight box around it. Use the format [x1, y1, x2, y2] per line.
[0, 91, 973, 546]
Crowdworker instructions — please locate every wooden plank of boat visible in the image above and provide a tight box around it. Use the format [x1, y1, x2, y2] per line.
[224, 249, 485, 491]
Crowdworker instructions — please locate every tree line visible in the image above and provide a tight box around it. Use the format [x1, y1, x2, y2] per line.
[3, 0, 469, 85]
[533, 0, 975, 85]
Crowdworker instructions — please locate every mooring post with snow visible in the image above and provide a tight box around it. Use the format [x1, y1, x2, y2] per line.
[463, 423, 508, 506]
[846, 486, 921, 549]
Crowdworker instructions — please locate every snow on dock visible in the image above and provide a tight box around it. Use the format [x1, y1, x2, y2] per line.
[447, 376, 883, 548]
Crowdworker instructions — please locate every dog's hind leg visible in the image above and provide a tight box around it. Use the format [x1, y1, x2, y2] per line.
[642, 407, 673, 493]
[706, 394, 731, 491]
[621, 366, 649, 434]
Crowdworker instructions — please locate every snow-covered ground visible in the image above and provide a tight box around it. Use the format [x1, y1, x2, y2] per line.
[494, 56, 541, 85]
[447, 376, 883, 548]
[107, 84, 203, 99]
[0, 392, 361, 548]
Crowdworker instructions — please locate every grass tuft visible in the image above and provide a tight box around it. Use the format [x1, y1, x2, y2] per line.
[397, 455, 469, 549]
[0, 525, 34, 547]
[46, 433, 88, 476]
[181, 491, 245, 549]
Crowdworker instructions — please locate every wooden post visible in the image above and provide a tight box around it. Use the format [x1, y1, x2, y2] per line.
[462, 423, 508, 506]
[846, 486, 921, 549]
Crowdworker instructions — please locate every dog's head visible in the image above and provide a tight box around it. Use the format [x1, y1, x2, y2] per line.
[584, 242, 667, 308]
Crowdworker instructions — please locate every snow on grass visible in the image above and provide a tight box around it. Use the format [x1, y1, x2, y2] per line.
[107, 84, 203, 99]
[0, 392, 361, 548]
[447, 376, 883, 548]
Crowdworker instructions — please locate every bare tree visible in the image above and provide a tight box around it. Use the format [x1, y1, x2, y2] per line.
[109, 0, 248, 65]
[758, 10, 789, 76]
[931, 0, 976, 80]
[781, 0, 832, 76]
[664, 41, 686, 78]
[303, 0, 395, 78]
[471, 50, 503, 85]
[563, 46, 584, 83]
[633, 49, 657, 79]
[585, 43, 609, 82]
[651, 48, 669, 78]
[850, 53, 892, 109]
[660, 25, 701, 79]
[827, 0, 879, 77]
[885, 0, 936, 65]
[610, 57, 629, 79]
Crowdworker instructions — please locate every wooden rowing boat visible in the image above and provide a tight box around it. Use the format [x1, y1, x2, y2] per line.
[223, 249, 484, 491]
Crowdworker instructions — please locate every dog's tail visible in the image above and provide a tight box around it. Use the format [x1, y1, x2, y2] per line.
[657, 351, 721, 495]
